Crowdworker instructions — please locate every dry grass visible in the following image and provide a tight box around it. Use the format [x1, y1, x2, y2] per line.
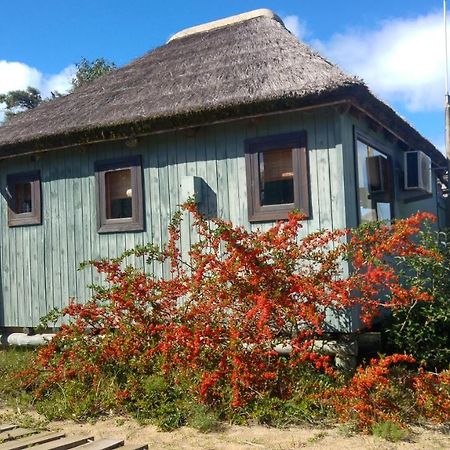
[1, 408, 449, 450]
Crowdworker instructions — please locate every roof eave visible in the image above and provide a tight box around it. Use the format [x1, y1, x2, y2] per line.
[0, 86, 444, 171]
[0, 92, 352, 158]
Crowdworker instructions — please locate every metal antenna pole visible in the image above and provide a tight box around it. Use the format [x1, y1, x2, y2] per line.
[445, 0, 449, 95]
[444, 0, 450, 226]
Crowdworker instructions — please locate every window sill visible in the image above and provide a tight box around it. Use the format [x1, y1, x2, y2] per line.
[248, 205, 309, 223]
[8, 214, 41, 227]
[98, 219, 144, 233]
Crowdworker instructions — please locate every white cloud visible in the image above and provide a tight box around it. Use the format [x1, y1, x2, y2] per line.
[41, 65, 76, 97]
[312, 12, 446, 113]
[0, 61, 75, 121]
[282, 15, 308, 40]
[0, 61, 43, 94]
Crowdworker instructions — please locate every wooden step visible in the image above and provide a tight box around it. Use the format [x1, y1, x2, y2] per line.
[28, 436, 94, 450]
[120, 445, 148, 450]
[0, 432, 66, 450]
[0, 429, 36, 442]
[0, 427, 16, 434]
[76, 439, 124, 450]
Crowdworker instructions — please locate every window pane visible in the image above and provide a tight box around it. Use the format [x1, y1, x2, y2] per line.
[357, 140, 392, 223]
[259, 148, 294, 205]
[105, 169, 132, 219]
[15, 182, 32, 214]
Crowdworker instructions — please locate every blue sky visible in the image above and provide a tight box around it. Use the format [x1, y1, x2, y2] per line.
[0, 0, 447, 151]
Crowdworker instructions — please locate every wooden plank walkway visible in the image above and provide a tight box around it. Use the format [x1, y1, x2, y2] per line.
[0, 427, 147, 450]
[0, 432, 65, 450]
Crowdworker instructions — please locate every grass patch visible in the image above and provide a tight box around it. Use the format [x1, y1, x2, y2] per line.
[0, 411, 48, 430]
[372, 421, 410, 442]
[186, 403, 221, 433]
[0, 347, 36, 409]
[307, 431, 327, 444]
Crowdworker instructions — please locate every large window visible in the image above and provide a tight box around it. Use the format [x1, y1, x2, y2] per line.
[7, 171, 41, 227]
[95, 156, 144, 233]
[245, 132, 309, 222]
[356, 139, 393, 223]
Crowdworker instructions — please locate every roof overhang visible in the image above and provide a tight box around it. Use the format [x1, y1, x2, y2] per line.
[0, 86, 444, 177]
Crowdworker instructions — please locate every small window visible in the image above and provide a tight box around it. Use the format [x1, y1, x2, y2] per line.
[7, 171, 41, 227]
[95, 156, 144, 233]
[245, 132, 309, 222]
[356, 139, 393, 223]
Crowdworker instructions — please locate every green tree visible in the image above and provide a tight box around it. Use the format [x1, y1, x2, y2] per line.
[0, 87, 42, 121]
[71, 57, 116, 91]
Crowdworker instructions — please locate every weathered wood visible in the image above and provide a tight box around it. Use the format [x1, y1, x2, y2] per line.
[29, 436, 93, 450]
[329, 111, 346, 231]
[64, 150, 78, 302]
[0, 429, 36, 442]
[214, 123, 230, 221]
[119, 445, 148, 450]
[75, 439, 123, 450]
[315, 111, 333, 230]
[0, 426, 15, 433]
[304, 112, 319, 237]
[0, 432, 65, 450]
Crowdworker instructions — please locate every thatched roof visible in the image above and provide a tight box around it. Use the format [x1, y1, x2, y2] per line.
[0, 10, 444, 166]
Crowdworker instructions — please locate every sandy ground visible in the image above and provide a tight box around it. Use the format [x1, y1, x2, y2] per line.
[1, 409, 449, 450]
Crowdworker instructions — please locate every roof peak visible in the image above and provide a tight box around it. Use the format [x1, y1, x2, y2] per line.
[168, 9, 284, 42]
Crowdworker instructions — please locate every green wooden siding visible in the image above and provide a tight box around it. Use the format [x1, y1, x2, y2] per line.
[0, 107, 387, 332]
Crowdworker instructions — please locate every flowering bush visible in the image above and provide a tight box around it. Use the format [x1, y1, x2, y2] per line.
[23, 203, 449, 428]
[329, 354, 450, 431]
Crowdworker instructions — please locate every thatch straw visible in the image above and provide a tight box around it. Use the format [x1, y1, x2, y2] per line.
[0, 14, 444, 166]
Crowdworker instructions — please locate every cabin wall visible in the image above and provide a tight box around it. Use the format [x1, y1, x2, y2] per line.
[340, 112, 442, 227]
[0, 108, 352, 330]
[338, 112, 444, 332]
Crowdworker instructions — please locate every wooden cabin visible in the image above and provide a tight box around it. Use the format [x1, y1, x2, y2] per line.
[0, 9, 446, 332]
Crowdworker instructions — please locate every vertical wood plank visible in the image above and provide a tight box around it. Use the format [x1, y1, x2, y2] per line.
[340, 114, 359, 230]
[64, 151, 77, 301]
[314, 111, 333, 230]
[215, 125, 230, 221]
[158, 135, 171, 278]
[328, 111, 346, 231]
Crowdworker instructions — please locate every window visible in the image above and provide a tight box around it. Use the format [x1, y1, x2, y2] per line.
[245, 131, 309, 222]
[95, 156, 144, 233]
[7, 171, 41, 227]
[356, 138, 393, 223]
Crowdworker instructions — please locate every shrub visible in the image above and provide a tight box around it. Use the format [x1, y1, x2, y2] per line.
[329, 354, 450, 431]
[383, 228, 450, 369]
[21, 204, 447, 428]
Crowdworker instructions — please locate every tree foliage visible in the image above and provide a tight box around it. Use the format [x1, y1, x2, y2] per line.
[71, 57, 116, 91]
[0, 87, 42, 121]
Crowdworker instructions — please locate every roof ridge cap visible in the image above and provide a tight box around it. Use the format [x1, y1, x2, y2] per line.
[168, 9, 283, 42]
